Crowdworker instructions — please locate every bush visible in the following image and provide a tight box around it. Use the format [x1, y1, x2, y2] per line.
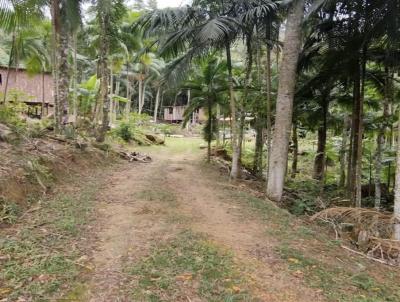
[114, 121, 134, 142]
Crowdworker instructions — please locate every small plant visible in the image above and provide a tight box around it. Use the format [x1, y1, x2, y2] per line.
[0, 198, 21, 224]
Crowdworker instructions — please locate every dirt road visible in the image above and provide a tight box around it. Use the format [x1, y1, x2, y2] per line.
[84, 138, 323, 302]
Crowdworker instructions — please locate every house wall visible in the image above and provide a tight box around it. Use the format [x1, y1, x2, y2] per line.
[0, 67, 54, 105]
[164, 106, 186, 122]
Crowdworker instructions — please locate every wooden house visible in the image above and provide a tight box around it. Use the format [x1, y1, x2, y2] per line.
[0, 66, 54, 118]
[163, 91, 206, 124]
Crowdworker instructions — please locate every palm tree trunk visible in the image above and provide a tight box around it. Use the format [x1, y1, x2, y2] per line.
[313, 98, 328, 180]
[58, 28, 70, 128]
[96, 12, 111, 143]
[393, 108, 400, 239]
[50, 0, 61, 132]
[2, 33, 15, 104]
[339, 115, 351, 187]
[350, 53, 366, 207]
[154, 86, 161, 123]
[138, 78, 145, 114]
[207, 98, 212, 163]
[225, 41, 240, 179]
[374, 68, 391, 209]
[125, 62, 131, 117]
[265, 45, 273, 182]
[266, 0, 305, 201]
[291, 121, 298, 178]
[71, 32, 78, 124]
[41, 71, 45, 118]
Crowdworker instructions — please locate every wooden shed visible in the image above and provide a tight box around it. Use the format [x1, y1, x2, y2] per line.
[0, 66, 54, 118]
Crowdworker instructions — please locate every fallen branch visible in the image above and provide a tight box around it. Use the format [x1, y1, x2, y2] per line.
[341, 245, 396, 266]
[117, 151, 152, 163]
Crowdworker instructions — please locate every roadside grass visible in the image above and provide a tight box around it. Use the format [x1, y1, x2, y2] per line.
[126, 231, 257, 302]
[0, 185, 98, 301]
[223, 189, 400, 302]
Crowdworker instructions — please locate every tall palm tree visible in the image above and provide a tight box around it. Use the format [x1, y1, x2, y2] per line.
[266, 0, 305, 202]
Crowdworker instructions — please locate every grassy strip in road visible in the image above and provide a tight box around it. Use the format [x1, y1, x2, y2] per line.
[126, 231, 258, 302]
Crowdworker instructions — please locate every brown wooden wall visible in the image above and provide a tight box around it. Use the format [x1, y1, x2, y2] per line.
[0, 67, 54, 105]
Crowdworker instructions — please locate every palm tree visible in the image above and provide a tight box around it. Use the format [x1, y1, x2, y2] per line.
[266, 0, 305, 202]
[182, 55, 228, 161]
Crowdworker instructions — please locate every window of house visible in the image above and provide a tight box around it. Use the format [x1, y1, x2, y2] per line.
[169, 107, 173, 114]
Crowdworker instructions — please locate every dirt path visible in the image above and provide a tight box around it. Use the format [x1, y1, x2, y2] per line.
[85, 139, 324, 301]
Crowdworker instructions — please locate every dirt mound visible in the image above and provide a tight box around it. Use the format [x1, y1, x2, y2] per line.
[0, 135, 113, 225]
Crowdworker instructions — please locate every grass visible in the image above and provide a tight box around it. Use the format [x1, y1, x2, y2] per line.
[136, 188, 178, 207]
[0, 185, 98, 301]
[126, 231, 256, 302]
[223, 188, 400, 302]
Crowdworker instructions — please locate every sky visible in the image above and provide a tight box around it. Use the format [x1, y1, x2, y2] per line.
[157, 0, 190, 8]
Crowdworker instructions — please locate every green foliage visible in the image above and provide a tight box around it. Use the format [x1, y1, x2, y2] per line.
[0, 97, 28, 134]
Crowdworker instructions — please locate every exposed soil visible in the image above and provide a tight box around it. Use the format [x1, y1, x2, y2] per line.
[84, 139, 324, 302]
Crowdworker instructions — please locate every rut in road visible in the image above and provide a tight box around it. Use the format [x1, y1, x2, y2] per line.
[85, 141, 324, 301]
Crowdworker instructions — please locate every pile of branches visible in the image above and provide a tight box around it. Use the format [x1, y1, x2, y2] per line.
[117, 151, 152, 163]
[311, 207, 400, 265]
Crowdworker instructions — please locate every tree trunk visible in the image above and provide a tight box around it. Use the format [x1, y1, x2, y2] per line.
[2, 33, 15, 104]
[266, 0, 304, 201]
[291, 121, 298, 178]
[313, 98, 328, 180]
[72, 32, 78, 124]
[41, 72, 45, 118]
[225, 41, 240, 179]
[374, 68, 391, 209]
[58, 28, 70, 128]
[393, 108, 400, 239]
[350, 55, 365, 207]
[207, 97, 212, 163]
[138, 78, 143, 114]
[265, 45, 273, 182]
[153, 87, 161, 123]
[339, 115, 351, 187]
[50, 0, 61, 132]
[125, 62, 131, 117]
[216, 103, 221, 147]
[96, 13, 111, 143]
[253, 117, 263, 177]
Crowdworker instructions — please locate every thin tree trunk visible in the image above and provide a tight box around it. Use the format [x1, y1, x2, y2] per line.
[339, 115, 351, 187]
[291, 121, 298, 178]
[374, 68, 391, 209]
[72, 32, 78, 124]
[393, 108, 400, 239]
[41, 71, 45, 118]
[125, 63, 131, 117]
[153, 86, 161, 123]
[2, 33, 15, 104]
[207, 97, 212, 162]
[313, 98, 328, 180]
[265, 45, 273, 182]
[96, 12, 111, 143]
[138, 78, 143, 113]
[225, 41, 240, 179]
[216, 103, 220, 147]
[267, 0, 305, 201]
[350, 54, 365, 207]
